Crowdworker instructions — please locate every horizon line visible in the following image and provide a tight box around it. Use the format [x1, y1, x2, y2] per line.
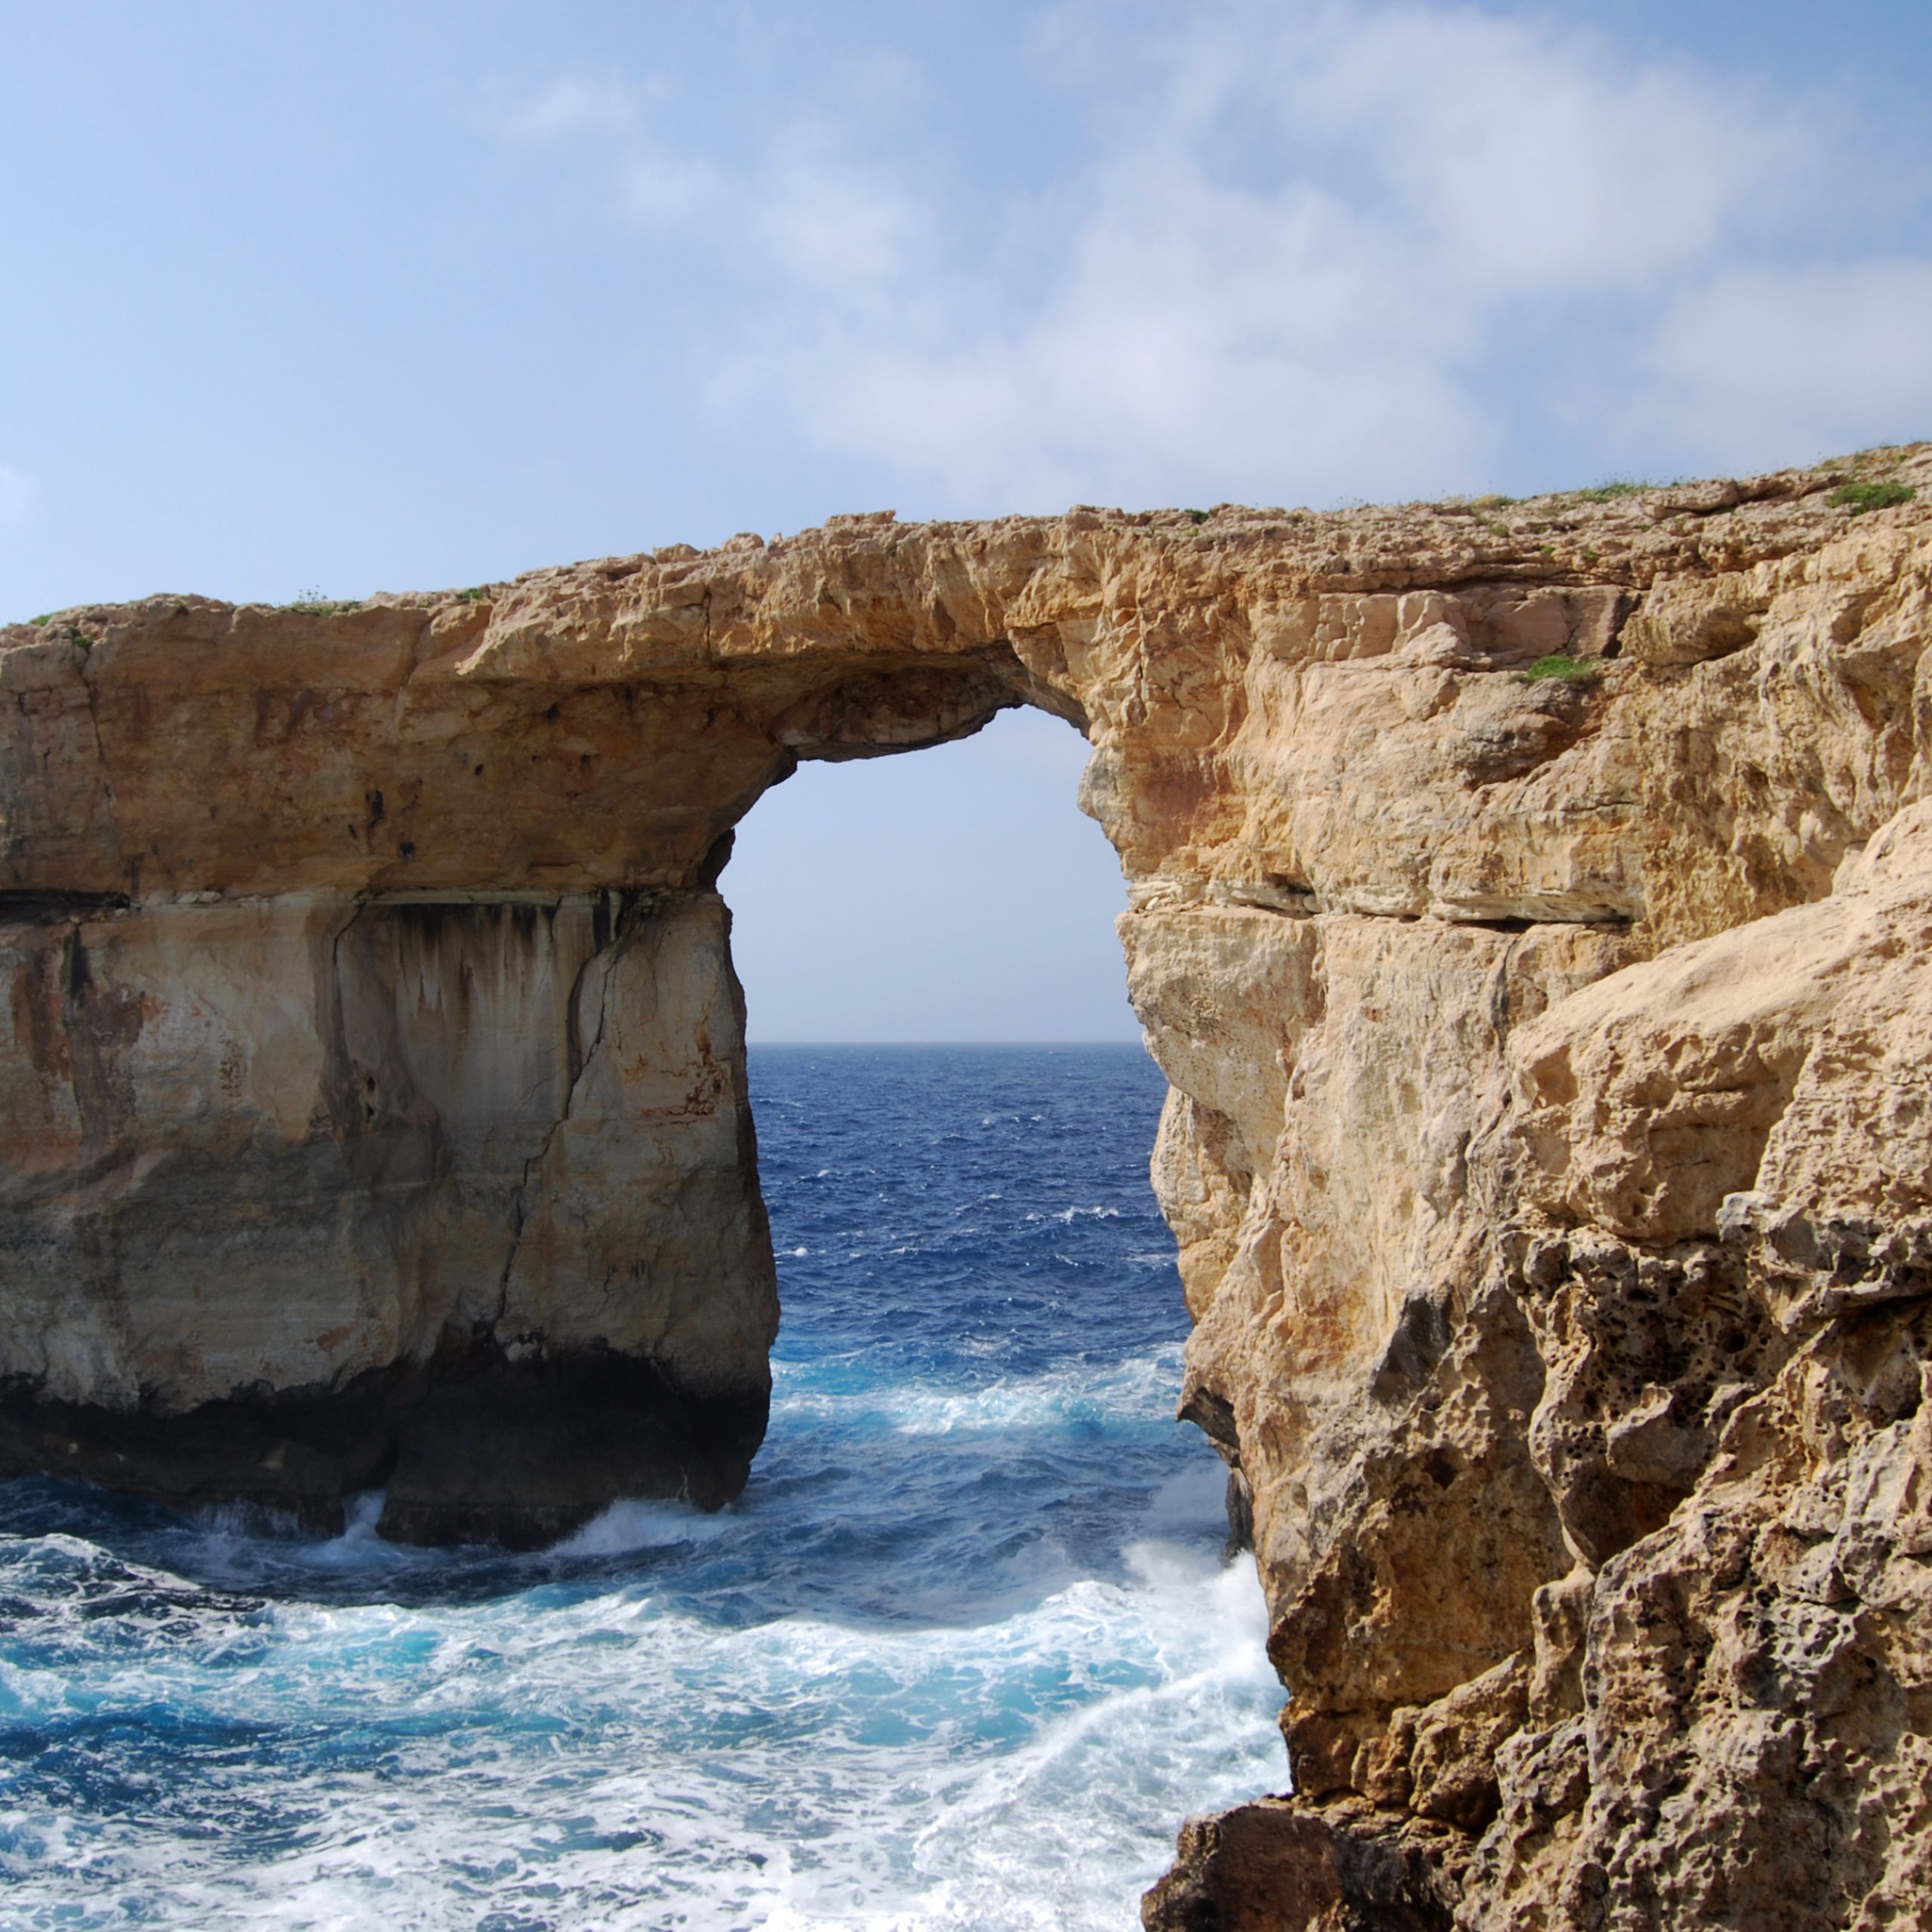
[745, 1037, 1148, 1048]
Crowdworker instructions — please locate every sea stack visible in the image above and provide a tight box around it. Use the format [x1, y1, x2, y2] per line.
[4, 454, 1930, 1927]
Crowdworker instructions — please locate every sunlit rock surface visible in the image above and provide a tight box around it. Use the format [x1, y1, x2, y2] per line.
[5, 454, 1932, 1924]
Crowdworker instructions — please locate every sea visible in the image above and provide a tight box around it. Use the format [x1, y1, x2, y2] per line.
[0, 1045, 1284, 1930]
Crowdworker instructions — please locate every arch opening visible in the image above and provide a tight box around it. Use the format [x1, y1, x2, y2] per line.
[670, 706, 1284, 1917]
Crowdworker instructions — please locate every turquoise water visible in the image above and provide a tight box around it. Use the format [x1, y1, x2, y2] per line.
[0, 1046, 1283, 1929]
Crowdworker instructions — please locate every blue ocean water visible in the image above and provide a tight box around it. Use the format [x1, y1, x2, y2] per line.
[0, 1045, 1283, 1930]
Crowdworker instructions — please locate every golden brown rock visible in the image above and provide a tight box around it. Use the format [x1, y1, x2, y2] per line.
[5, 450, 1932, 1923]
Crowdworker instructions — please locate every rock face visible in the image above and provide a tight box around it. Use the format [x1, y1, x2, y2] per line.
[0, 883, 772, 1544]
[5, 455, 1932, 1924]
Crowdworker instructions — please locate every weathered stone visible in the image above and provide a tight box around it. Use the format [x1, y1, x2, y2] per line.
[5, 450, 1932, 1924]
[0, 885, 774, 1540]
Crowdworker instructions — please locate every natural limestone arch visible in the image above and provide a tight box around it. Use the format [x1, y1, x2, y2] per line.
[0, 528, 1112, 1544]
[5, 463, 1932, 1927]
[0, 501, 1639, 1542]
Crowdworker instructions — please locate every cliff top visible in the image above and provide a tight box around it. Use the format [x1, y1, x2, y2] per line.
[10, 444, 1931, 643]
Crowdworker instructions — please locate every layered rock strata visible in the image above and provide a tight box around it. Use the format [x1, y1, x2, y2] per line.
[5, 452, 1931, 1924]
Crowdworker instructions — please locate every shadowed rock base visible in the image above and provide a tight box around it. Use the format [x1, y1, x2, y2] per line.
[1142, 1801, 1460, 1932]
[0, 1340, 768, 1547]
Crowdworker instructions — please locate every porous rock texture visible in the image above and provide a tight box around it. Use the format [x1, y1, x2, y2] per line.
[6, 451, 1932, 1924]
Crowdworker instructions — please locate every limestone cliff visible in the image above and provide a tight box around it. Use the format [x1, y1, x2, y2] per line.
[5, 451, 1931, 1925]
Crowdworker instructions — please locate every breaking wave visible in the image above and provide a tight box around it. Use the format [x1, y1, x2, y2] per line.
[0, 1045, 1281, 1929]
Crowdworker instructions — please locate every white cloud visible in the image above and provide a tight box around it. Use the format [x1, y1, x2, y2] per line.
[1620, 259, 1932, 469]
[0, 466, 35, 525]
[746, 139, 930, 298]
[506, 78, 636, 143]
[1205, 5, 1811, 298]
[533, 2, 1932, 507]
[621, 154, 721, 225]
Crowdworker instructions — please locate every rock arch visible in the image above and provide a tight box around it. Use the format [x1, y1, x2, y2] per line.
[5, 467, 1932, 1927]
[0, 540, 1078, 1546]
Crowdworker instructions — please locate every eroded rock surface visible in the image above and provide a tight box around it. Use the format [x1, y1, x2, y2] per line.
[0, 885, 771, 1543]
[5, 453, 1932, 1923]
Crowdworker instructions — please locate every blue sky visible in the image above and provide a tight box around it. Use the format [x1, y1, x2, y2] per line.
[5, 2, 1930, 1038]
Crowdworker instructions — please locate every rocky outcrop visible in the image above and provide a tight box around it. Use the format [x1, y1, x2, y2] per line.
[0, 883, 772, 1543]
[5, 452, 1931, 1924]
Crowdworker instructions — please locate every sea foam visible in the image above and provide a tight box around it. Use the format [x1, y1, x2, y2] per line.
[0, 1044, 1282, 1930]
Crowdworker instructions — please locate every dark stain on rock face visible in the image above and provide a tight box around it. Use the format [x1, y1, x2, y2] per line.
[10, 939, 72, 1081]
[54, 922, 148, 1162]
[63, 925, 91, 998]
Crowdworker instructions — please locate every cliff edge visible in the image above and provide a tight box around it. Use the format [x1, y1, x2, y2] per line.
[5, 449, 1931, 1925]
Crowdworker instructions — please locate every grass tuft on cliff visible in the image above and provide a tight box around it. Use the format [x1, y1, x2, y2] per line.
[1828, 479, 1918, 515]
[280, 592, 365, 615]
[1520, 654, 1601, 686]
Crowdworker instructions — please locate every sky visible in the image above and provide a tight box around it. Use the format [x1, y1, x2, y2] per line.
[5, 2, 1931, 1038]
